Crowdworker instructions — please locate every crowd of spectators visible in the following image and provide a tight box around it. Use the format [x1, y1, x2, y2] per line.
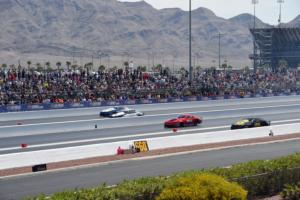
[0, 65, 299, 105]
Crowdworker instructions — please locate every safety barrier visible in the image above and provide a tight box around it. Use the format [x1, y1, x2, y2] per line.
[0, 122, 299, 170]
[0, 92, 299, 113]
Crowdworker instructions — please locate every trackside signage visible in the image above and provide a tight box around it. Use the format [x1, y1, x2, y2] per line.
[133, 141, 149, 152]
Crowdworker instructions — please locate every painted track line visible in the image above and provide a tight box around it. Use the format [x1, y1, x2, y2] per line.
[1, 118, 300, 153]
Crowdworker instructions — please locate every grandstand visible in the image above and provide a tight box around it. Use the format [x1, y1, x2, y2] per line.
[250, 28, 300, 69]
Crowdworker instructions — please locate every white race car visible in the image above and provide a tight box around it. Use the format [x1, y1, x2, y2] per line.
[100, 106, 144, 118]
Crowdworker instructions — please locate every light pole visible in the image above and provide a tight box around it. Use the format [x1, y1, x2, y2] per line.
[252, 0, 258, 72]
[189, 0, 192, 82]
[218, 33, 224, 69]
[98, 51, 102, 67]
[277, 0, 284, 27]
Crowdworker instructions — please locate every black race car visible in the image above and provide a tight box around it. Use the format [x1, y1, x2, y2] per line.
[231, 118, 270, 130]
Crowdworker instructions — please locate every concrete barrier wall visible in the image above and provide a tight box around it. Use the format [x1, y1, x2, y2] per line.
[0, 123, 299, 170]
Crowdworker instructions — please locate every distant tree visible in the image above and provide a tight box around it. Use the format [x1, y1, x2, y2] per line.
[9, 64, 15, 70]
[66, 61, 71, 71]
[163, 66, 170, 75]
[156, 64, 162, 72]
[56, 62, 62, 71]
[45, 62, 50, 68]
[1, 63, 7, 70]
[36, 63, 43, 72]
[221, 63, 227, 72]
[84, 62, 93, 74]
[27, 61, 31, 69]
[137, 66, 147, 72]
[98, 65, 105, 72]
[195, 66, 202, 72]
[124, 61, 129, 68]
[71, 64, 78, 71]
[278, 59, 288, 72]
[112, 66, 118, 71]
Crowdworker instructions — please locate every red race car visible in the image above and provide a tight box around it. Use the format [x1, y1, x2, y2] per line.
[164, 114, 202, 128]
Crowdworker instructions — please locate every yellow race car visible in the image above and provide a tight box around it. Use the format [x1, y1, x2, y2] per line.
[231, 118, 270, 130]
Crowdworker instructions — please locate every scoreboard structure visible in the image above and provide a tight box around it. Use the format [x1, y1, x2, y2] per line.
[250, 28, 300, 69]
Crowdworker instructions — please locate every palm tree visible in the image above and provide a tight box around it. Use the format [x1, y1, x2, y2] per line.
[222, 63, 227, 72]
[36, 63, 43, 72]
[84, 62, 93, 74]
[9, 64, 15, 70]
[71, 64, 78, 71]
[124, 61, 129, 69]
[278, 59, 288, 72]
[156, 64, 162, 72]
[45, 62, 50, 69]
[66, 61, 71, 71]
[1, 63, 7, 70]
[98, 65, 105, 72]
[56, 62, 62, 71]
[27, 61, 31, 69]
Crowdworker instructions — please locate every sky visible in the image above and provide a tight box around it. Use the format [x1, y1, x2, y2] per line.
[119, 0, 300, 25]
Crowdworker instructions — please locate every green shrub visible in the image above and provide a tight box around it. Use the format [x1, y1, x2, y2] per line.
[112, 177, 167, 200]
[24, 153, 300, 200]
[156, 173, 247, 200]
[281, 182, 300, 200]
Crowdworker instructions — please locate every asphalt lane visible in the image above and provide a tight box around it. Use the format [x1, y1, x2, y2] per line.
[1, 95, 300, 126]
[1, 139, 300, 200]
[1, 104, 300, 154]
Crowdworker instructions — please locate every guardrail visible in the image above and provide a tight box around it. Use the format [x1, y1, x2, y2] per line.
[0, 122, 299, 170]
[1, 92, 299, 113]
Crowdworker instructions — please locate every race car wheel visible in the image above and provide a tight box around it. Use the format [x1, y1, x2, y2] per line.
[180, 122, 184, 127]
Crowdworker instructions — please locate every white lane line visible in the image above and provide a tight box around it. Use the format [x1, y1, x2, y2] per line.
[2, 103, 300, 128]
[1, 118, 300, 152]
[0, 126, 228, 152]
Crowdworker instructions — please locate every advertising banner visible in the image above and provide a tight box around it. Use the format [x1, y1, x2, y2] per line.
[6, 105, 22, 112]
[50, 103, 65, 109]
[124, 100, 137, 105]
[158, 99, 168, 103]
[27, 104, 45, 111]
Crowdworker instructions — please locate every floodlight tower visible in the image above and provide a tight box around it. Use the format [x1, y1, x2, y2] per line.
[189, 0, 192, 82]
[277, 0, 284, 27]
[252, 0, 258, 72]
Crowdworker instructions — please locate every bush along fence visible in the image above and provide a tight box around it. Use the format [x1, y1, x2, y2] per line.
[281, 181, 300, 199]
[2, 92, 300, 113]
[24, 152, 300, 200]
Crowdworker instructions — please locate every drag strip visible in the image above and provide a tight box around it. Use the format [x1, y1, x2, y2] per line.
[1, 96, 300, 153]
[1, 101, 300, 139]
[1, 112, 300, 154]
[1, 139, 300, 200]
[1, 95, 300, 125]
[0, 100, 300, 127]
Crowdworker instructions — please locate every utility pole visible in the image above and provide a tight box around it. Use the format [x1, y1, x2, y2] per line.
[218, 33, 221, 69]
[189, 0, 192, 82]
[277, 0, 284, 27]
[252, 0, 258, 72]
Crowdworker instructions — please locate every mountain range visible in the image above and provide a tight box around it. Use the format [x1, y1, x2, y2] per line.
[0, 0, 299, 67]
